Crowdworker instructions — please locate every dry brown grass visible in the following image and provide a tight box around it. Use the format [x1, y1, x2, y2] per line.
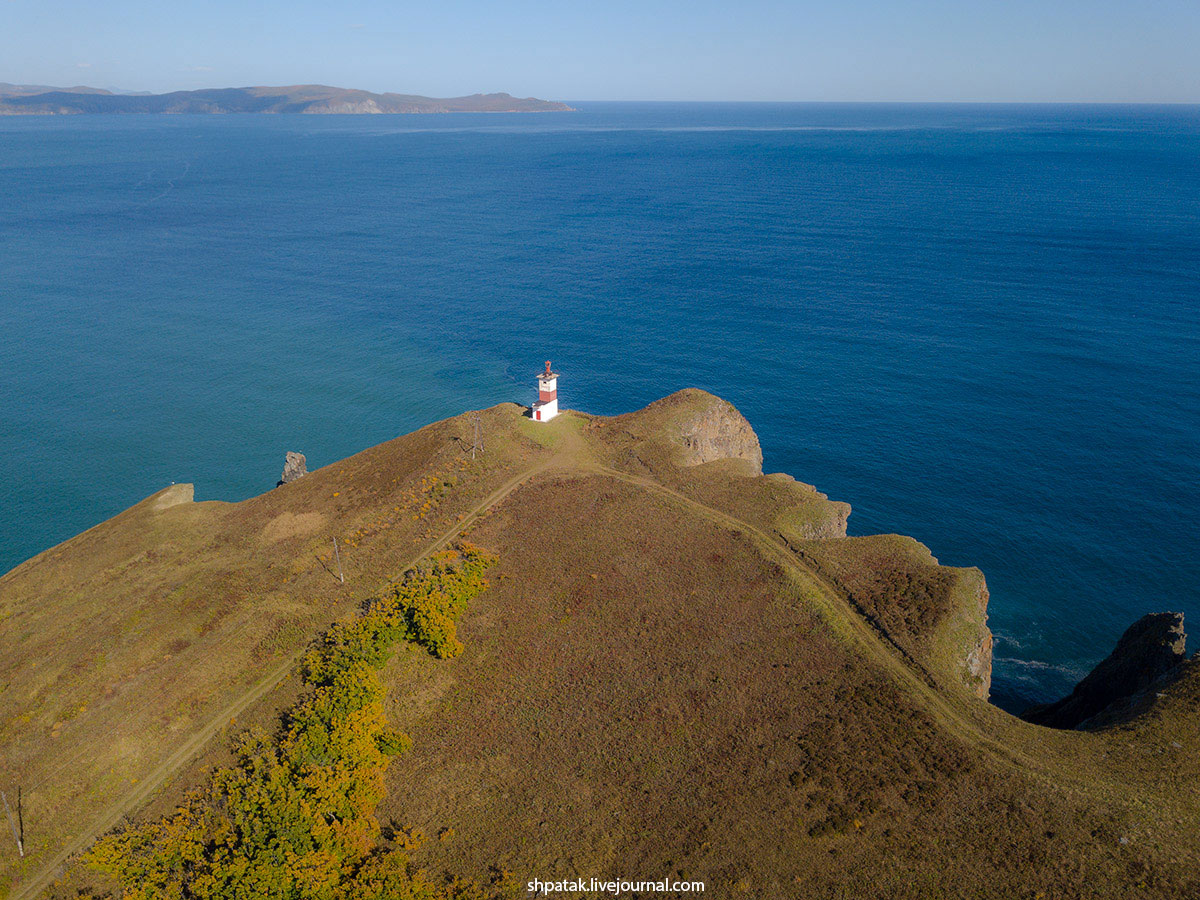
[0, 403, 548, 896]
[259, 510, 328, 543]
[369, 467, 1200, 898]
[5, 391, 1199, 899]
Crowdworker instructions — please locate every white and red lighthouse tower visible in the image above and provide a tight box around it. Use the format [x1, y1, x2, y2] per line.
[532, 361, 559, 422]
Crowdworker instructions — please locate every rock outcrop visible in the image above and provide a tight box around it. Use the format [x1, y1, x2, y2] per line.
[676, 395, 764, 473]
[152, 483, 194, 511]
[961, 577, 994, 700]
[592, 389, 765, 477]
[278, 452, 308, 487]
[1022, 612, 1188, 730]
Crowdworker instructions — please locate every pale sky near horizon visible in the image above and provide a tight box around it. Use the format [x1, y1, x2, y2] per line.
[3, 0, 1198, 103]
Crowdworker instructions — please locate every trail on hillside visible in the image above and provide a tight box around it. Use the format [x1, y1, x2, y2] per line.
[583, 462, 1132, 806]
[458, 421, 1083, 797]
[10, 460, 551, 900]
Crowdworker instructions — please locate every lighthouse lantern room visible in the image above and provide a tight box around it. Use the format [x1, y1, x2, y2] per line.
[532, 361, 559, 422]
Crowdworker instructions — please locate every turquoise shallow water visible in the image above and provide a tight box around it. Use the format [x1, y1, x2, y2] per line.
[1, 103, 1197, 710]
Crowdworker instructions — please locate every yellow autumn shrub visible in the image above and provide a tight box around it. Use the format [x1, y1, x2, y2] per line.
[87, 544, 495, 899]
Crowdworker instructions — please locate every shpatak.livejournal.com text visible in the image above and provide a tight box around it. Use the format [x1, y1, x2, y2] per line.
[528, 878, 704, 896]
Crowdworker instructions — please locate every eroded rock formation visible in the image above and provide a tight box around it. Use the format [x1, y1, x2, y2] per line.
[279, 451, 308, 486]
[1022, 612, 1188, 730]
[676, 395, 764, 472]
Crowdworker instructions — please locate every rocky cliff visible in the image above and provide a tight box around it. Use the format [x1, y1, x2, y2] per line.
[278, 451, 308, 486]
[673, 392, 764, 472]
[959, 575, 994, 699]
[590, 389, 990, 697]
[1022, 612, 1190, 729]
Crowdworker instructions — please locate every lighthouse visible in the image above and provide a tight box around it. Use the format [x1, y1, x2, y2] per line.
[532, 361, 559, 422]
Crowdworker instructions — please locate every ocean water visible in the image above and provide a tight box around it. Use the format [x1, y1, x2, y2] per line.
[1, 103, 1197, 711]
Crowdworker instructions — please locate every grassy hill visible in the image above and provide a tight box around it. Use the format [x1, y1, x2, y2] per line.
[0, 391, 1197, 898]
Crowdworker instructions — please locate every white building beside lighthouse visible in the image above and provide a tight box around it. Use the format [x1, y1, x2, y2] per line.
[532, 361, 559, 422]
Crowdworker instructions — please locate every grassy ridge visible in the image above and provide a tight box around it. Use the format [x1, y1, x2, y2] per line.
[7, 394, 1198, 898]
[86, 546, 496, 900]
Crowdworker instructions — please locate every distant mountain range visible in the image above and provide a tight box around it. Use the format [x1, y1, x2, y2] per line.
[0, 83, 573, 114]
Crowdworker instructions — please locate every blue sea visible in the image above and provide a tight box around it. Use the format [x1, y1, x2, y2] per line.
[1, 103, 1197, 711]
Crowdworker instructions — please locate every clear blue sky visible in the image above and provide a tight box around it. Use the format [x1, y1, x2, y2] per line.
[4, 0, 1198, 102]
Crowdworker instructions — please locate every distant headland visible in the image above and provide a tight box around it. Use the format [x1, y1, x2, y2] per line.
[0, 82, 573, 115]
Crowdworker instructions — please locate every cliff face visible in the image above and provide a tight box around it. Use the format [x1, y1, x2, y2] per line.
[790, 533, 993, 699]
[960, 576, 994, 699]
[1023, 612, 1189, 729]
[673, 392, 764, 472]
[278, 451, 308, 486]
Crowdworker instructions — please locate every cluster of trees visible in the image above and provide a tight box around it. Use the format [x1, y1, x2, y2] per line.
[88, 545, 497, 900]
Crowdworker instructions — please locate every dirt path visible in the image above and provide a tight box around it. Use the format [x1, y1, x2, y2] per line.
[497, 422, 1060, 790]
[10, 459, 551, 900]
